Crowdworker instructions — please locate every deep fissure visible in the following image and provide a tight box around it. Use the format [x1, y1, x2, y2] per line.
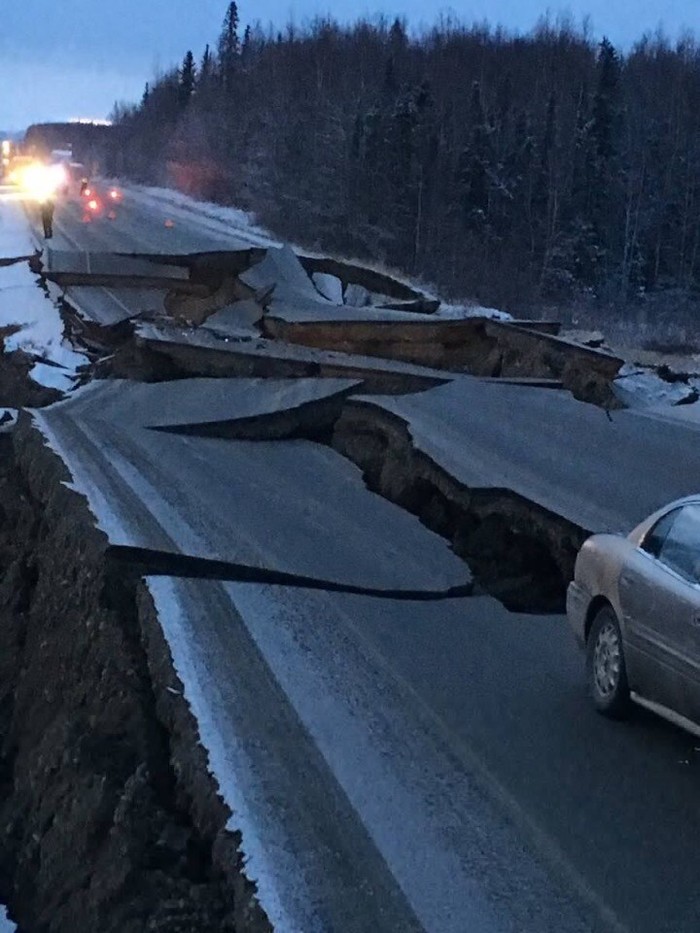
[326, 404, 587, 613]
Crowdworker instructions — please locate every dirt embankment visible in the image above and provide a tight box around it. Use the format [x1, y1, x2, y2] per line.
[0, 345, 62, 409]
[0, 422, 271, 932]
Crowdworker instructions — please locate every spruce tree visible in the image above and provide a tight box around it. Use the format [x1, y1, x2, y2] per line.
[218, 2, 240, 91]
[179, 51, 196, 108]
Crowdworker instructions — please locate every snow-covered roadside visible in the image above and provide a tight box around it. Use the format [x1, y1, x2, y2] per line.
[612, 362, 699, 408]
[433, 301, 512, 322]
[0, 906, 15, 932]
[0, 189, 35, 261]
[0, 199, 87, 392]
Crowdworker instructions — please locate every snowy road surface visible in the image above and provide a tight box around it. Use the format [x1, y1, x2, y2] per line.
[20, 187, 700, 933]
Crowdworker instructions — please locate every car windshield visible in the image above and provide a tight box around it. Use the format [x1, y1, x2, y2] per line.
[645, 504, 700, 584]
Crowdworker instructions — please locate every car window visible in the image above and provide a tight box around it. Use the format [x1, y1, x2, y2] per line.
[641, 508, 680, 558]
[656, 505, 700, 584]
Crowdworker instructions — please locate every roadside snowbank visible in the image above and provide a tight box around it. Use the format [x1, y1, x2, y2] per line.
[0, 224, 86, 392]
[434, 302, 512, 322]
[0, 193, 35, 261]
[0, 265, 85, 390]
[612, 363, 697, 407]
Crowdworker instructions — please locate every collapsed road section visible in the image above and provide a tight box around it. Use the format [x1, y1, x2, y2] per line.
[34, 240, 631, 409]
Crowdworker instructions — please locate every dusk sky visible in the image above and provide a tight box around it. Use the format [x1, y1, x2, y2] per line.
[1, 0, 696, 130]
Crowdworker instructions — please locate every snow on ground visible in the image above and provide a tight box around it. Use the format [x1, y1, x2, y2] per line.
[0, 192, 35, 261]
[0, 906, 15, 931]
[0, 259, 86, 391]
[0, 202, 87, 393]
[433, 301, 512, 322]
[612, 363, 697, 408]
[116, 182, 281, 249]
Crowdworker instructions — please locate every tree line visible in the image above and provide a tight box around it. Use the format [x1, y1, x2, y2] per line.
[107, 3, 700, 329]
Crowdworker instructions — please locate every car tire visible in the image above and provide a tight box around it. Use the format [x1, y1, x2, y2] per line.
[586, 605, 630, 718]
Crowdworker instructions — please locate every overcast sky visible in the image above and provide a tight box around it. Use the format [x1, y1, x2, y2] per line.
[1, 0, 696, 130]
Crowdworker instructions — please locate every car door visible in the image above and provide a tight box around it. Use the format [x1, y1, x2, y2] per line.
[651, 504, 700, 720]
[624, 504, 700, 718]
[617, 508, 680, 701]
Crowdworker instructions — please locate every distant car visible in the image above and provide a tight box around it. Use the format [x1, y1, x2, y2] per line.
[568, 496, 700, 736]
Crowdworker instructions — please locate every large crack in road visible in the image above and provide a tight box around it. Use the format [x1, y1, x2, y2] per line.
[330, 402, 584, 612]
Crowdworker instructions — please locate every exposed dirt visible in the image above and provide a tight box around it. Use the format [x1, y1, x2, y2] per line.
[331, 404, 586, 612]
[165, 275, 245, 327]
[0, 422, 271, 932]
[0, 346, 62, 408]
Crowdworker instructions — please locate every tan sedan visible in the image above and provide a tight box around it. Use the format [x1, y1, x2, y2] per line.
[567, 496, 700, 735]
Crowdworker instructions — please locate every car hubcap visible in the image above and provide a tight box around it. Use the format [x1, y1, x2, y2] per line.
[593, 621, 621, 697]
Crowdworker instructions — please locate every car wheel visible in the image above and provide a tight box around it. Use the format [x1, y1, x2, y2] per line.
[586, 605, 630, 717]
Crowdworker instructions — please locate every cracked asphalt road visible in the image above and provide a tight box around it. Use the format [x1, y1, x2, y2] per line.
[24, 191, 700, 933]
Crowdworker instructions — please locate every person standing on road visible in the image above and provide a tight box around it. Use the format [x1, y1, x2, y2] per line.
[40, 198, 55, 239]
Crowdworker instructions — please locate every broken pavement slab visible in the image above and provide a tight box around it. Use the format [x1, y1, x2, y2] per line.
[125, 321, 450, 394]
[62, 286, 168, 326]
[240, 244, 328, 307]
[32, 400, 470, 592]
[37, 249, 205, 292]
[56, 376, 361, 440]
[262, 314, 621, 405]
[312, 272, 344, 303]
[344, 283, 371, 307]
[202, 299, 263, 338]
[265, 301, 443, 325]
[612, 363, 699, 408]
